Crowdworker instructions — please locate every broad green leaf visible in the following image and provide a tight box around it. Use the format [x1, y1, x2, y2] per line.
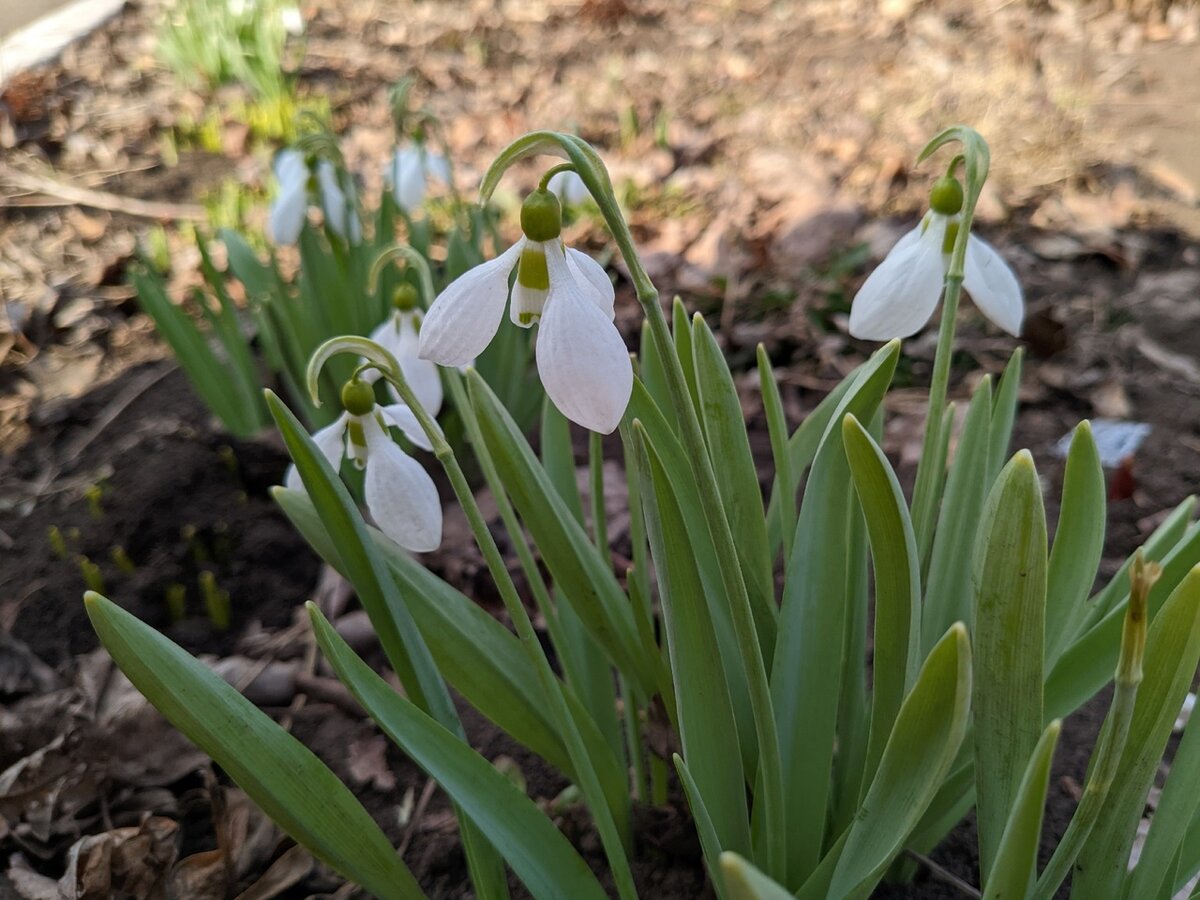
[986, 347, 1023, 485]
[691, 314, 775, 647]
[720, 853, 794, 900]
[765, 366, 860, 555]
[772, 339, 899, 886]
[540, 400, 625, 765]
[1125, 684, 1200, 899]
[922, 375, 993, 651]
[219, 228, 277, 298]
[981, 720, 1061, 900]
[1073, 565, 1200, 897]
[308, 605, 609, 900]
[132, 266, 257, 436]
[1047, 521, 1200, 720]
[266, 392, 507, 896]
[627, 379, 756, 772]
[973, 450, 1047, 880]
[273, 486, 568, 775]
[675, 756, 732, 900]
[1076, 496, 1196, 637]
[467, 371, 661, 698]
[1045, 421, 1106, 664]
[639, 319, 674, 423]
[826, 623, 973, 900]
[638, 425, 751, 855]
[672, 297, 700, 411]
[842, 415, 921, 783]
[85, 594, 420, 899]
[757, 347, 795, 570]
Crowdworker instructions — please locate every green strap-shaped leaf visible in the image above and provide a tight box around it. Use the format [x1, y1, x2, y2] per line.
[273, 486, 568, 775]
[691, 314, 776, 646]
[981, 720, 1061, 900]
[986, 347, 1023, 485]
[1045, 422, 1106, 664]
[720, 853, 794, 900]
[466, 372, 661, 698]
[826, 623, 973, 900]
[673, 297, 700, 411]
[922, 375, 993, 651]
[675, 755, 733, 900]
[308, 604, 609, 900]
[764, 366, 860, 555]
[1075, 496, 1196, 637]
[1047, 521, 1200, 720]
[627, 379, 757, 772]
[772, 340, 899, 887]
[842, 415, 922, 784]
[637, 424, 751, 856]
[973, 450, 1047, 881]
[85, 594, 420, 899]
[1073, 565, 1200, 897]
[1124, 681, 1200, 899]
[267, 392, 507, 897]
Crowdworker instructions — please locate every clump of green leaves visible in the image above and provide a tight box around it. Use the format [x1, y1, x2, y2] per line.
[90, 127, 1200, 900]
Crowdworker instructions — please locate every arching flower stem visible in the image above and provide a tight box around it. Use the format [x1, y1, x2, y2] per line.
[910, 127, 991, 570]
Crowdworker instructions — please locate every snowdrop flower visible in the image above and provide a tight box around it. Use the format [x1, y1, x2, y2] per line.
[285, 377, 440, 552]
[419, 187, 632, 434]
[279, 5, 303, 35]
[849, 176, 1023, 340]
[547, 169, 590, 206]
[365, 285, 444, 416]
[268, 150, 362, 246]
[388, 146, 451, 213]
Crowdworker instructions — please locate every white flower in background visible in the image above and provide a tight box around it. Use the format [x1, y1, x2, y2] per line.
[279, 5, 303, 35]
[285, 378, 441, 552]
[268, 150, 362, 246]
[366, 290, 444, 416]
[419, 187, 632, 434]
[849, 176, 1023, 341]
[547, 169, 589, 206]
[388, 146, 451, 213]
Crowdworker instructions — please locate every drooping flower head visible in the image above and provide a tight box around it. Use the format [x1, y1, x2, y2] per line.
[419, 182, 633, 434]
[268, 149, 362, 246]
[285, 375, 440, 552]
[388, 145, 452, 213]
[849, 174, 1023, 341]
[364, 284, 444, 416]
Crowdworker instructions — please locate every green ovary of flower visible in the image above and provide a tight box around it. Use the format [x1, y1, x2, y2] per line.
[520, 188, 562, 242]
[928, 175, 964, 216]
[340, 377, 376, 417]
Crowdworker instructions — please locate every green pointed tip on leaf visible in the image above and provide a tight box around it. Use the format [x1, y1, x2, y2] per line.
[981, 719, 1061, 900]
[719, 853, 794, 900]
[83, 592, 420, 899]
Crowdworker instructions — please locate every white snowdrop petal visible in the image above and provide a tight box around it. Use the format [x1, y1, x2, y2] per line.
[849, 220, 947, 340]
[424, 152, 451, 184]
[395, 317, 443, 415]
[548, 170, 589, 205]
[420, 241, 523, 366]
[268, 184, 308, 246]
[317, 162, 360, 242]
[284, 415, 348, 490]
[510, 280, 548, 327]
[537, 248, 633, 433]
[391, 148, 426, 212]
[379, 403, 434, 451]
[274, 149, 306, 185]
[565, 248, 615, 318]
[964, 234, 1024, 337]
[363, 421, 442, 553]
